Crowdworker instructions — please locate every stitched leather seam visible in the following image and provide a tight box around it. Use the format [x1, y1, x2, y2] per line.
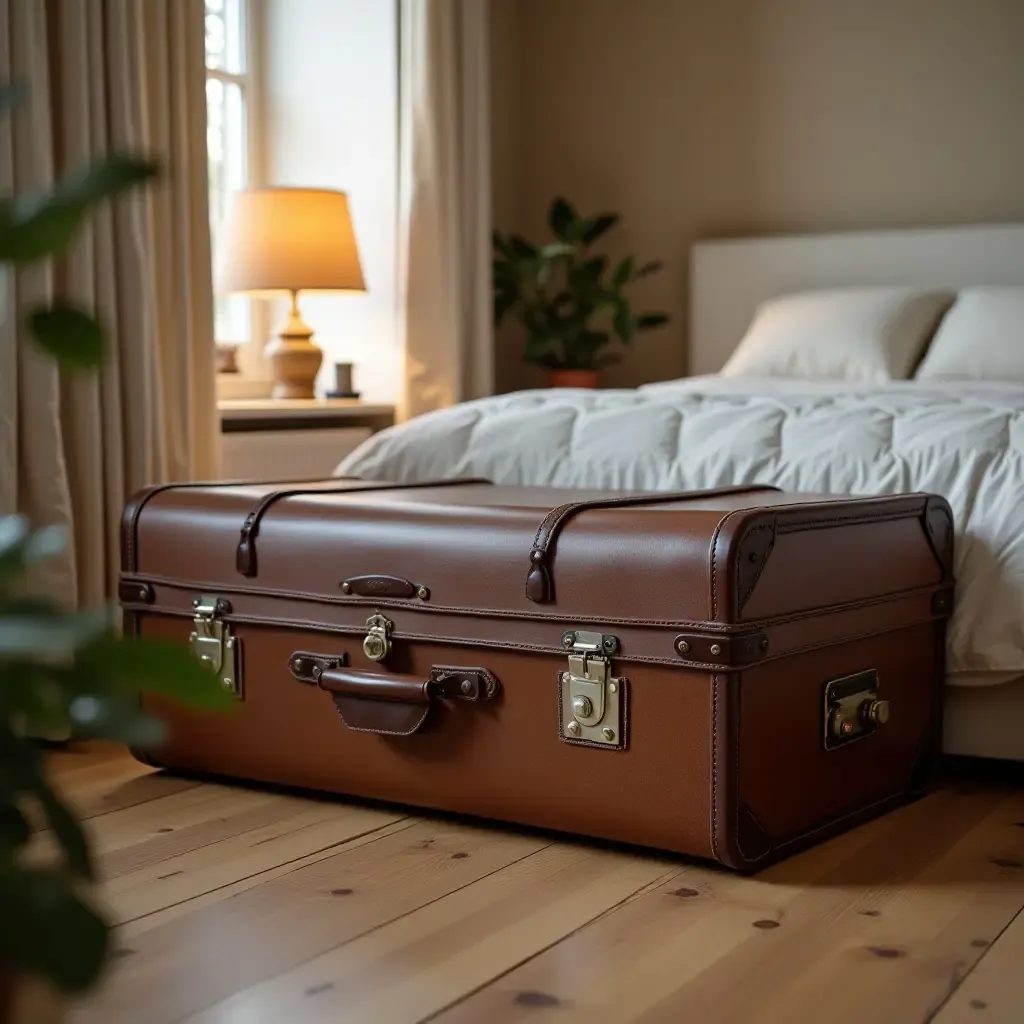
[710, 673, 720, 863]
[529, 485, 776, 602]
[330, 700, 430, 737]
[775, 504, 928, 533]
[710, 507, 761, 619]
[238, 477, 490, 577]
[125, 475, 340, 574]
[121, 577, 948, 632]
[733, 676, 756, 863]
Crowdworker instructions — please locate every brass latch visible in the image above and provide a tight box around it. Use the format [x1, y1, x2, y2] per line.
[824, 669, 889, 749]
[362, 613, 393, 663]
[559, 630, 625, 749]
[190, 596, 242, 698]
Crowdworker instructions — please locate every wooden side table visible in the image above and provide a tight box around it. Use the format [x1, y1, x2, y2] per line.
[218, 399, 395, 481]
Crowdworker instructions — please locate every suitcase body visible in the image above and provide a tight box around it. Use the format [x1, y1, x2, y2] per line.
[120, 479, 953, 871]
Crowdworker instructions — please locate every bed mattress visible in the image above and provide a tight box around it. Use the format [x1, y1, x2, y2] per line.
[338, 377, 1024, 686]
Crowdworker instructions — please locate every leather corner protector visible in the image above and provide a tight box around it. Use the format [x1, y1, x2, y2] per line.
[118, 580, 154, 605]
[923, 498, 955, 581]
[736, 803, 774, 865]
[736, 515, 777, 614]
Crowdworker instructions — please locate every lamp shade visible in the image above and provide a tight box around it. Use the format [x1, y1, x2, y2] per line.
[215, 187, 366, 295]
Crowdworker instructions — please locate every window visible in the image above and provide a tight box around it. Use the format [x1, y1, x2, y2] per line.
[205, 0, 256, 346]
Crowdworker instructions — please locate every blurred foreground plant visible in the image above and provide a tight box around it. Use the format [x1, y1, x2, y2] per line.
[0, 86, 234, 1007]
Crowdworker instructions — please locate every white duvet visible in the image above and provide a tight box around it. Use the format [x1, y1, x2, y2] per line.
[338, 377, 1024, 684]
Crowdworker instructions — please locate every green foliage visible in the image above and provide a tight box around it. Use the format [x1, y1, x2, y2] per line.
[0, 85, 233, 999]
[493, 196, 670, 371]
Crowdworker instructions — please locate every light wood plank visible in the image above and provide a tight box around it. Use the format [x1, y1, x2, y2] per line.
[71, 820, 550, 1024]
[182, 841, 677, 1024]
[101, 800, 405, 924]
[435, 789, 1024, 1024]
[933, 907, 1024, 1023]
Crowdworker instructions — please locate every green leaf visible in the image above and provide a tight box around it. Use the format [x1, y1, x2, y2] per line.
[637, 312, 670, 330]
[0, 869, 110, 993]
[539, 242, 575, 260]
[509, 234, 538, 260]
[613, 301, 635, 343]
[635, 260, 663, 278]
[0, 197, 86, 261]
[0, 515, 30, 582]
[26, 303, 106, 369]
[75, 635, 238, 710]
[0, 801, 31, 851]
[0, 153, 158, 263]
[581, 214, 618, 245]
[492, 230, 510, 255]
[35, 788, 93, 881]
[49, 153, 159, 209]
[67, 694, 167, 748]
[548, 198, 576, 241]
[0, 607, 110, 660]
[493, 288, 518, 326]
[612, 257, 634, 289]
[572, 256, 607, 292]
[0, 81, 26, 111]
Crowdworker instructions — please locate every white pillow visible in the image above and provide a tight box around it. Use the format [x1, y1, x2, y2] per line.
[915, 288, 1024, 381]
[721, 288, 955, 382]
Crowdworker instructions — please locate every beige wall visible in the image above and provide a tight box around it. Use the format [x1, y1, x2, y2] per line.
[491, 0, 1024, 391]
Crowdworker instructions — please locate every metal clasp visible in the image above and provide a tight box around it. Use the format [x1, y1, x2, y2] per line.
[190, 595, 242, 698]
[362, 613, 393, 663]
[559, 630, 625, 749]
[823, 669, 888, 749]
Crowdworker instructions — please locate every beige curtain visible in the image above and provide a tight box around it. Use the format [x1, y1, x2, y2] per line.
[398, 0, 493, 420]
[0, 0, 218, 607]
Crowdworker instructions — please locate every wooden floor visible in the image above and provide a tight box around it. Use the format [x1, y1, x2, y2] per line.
[44, 743, 1024, 1024]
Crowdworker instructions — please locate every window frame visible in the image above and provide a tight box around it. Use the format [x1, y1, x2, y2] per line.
[206, 0, 268, 364]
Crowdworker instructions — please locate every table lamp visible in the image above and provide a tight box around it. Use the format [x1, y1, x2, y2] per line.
[215, 187, 366, 399]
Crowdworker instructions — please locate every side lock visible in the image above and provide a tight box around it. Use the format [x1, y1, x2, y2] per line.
[190, 595, 242, 698]
[559, 630, 626, 749]
[823, 669, 889, 749]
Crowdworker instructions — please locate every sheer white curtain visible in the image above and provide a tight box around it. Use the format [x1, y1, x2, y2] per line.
[398, 0, 493, 420]
[0, 0, 218, 607]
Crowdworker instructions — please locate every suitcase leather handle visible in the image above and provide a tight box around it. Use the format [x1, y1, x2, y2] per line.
[294, 662, 500, 737]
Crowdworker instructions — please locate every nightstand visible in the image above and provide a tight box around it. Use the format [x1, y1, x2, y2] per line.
[219, 399, 395, 481]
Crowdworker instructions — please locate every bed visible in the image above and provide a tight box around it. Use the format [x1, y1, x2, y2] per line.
[338, 223, 1024, 761]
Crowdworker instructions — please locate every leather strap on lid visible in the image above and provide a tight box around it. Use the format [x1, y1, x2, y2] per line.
[525, 485, 780, 604]
[236, 477, 490, 577]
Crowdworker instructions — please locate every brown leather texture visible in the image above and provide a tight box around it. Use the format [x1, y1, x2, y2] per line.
[122, 481, 952, 870]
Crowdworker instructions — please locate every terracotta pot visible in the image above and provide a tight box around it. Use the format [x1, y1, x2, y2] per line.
[546, 369, 599, 389]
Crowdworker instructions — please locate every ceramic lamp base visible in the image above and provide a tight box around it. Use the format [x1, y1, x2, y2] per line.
[266, 294, 323, 400]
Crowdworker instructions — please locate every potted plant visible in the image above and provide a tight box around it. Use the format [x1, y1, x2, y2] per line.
[0, 94, 235, 1021]
[493, 197, 669, 388]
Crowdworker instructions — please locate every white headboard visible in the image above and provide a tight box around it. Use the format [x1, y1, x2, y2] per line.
[690, 223, 1024, 376]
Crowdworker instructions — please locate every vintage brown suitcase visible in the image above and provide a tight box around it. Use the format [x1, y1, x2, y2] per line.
[119, 478, 954, 871]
